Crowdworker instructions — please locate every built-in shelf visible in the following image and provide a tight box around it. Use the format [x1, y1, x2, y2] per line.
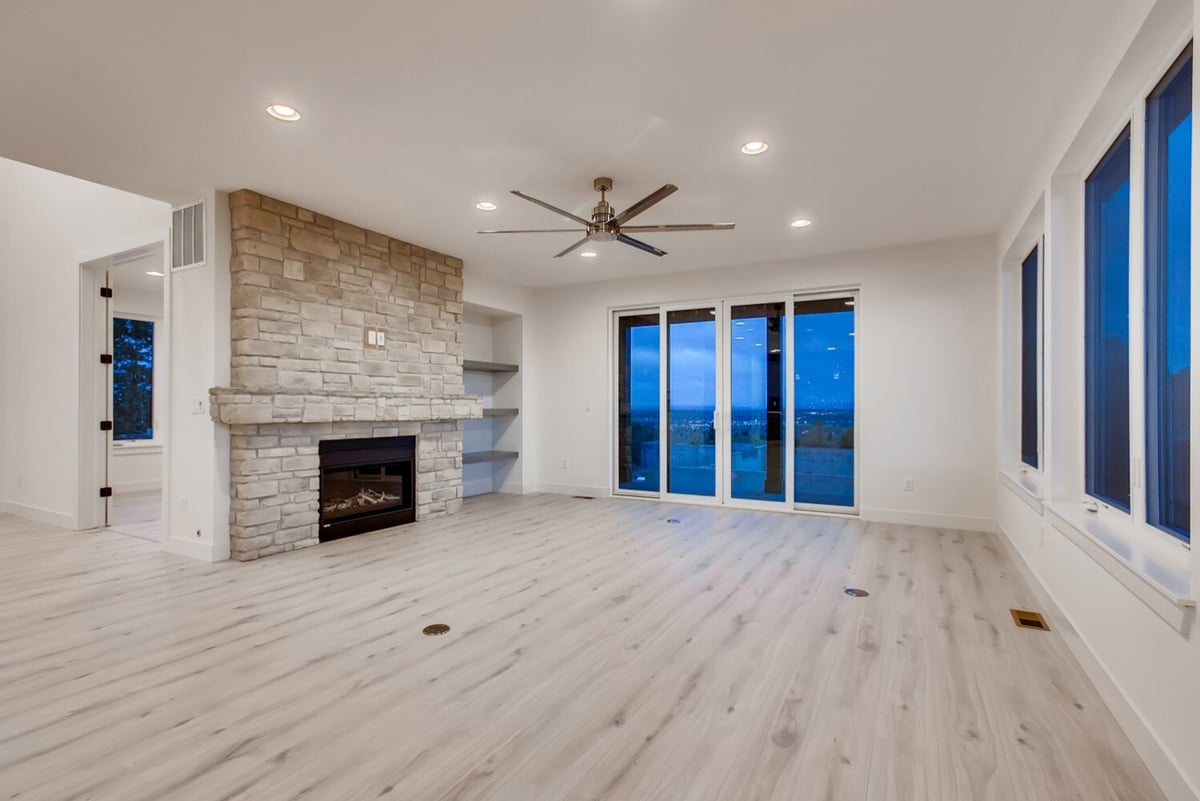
[463, 450, 519, 465]
[463, 359, 519, 374]
[482, 408, 519, 418]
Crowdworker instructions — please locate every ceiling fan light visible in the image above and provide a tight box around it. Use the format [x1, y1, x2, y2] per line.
[740, 140, 769, 156]
[580, 251, 598, 258]
[475, 201, 497, 211]
[790, 218, 813, 228]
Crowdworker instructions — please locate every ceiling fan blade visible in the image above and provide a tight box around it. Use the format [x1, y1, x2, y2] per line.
[553, 237, 592, 258]
[613, 184, 678, 226]
[617, 234, 667, 257]
[619, 223, 736, 232]
[511, 190, 591, 226]
[476, 229, 582, 234]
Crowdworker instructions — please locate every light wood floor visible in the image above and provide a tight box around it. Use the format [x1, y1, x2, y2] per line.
[106, 489, 161, 542]
[0, 494, 1164, 801]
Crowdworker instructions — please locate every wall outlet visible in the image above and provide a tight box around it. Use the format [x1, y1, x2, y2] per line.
[192, 398, 206, 415]
[561, 458, 569, 471]
[904, 477, 914, 492]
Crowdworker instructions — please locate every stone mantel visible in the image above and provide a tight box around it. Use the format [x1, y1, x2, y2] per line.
[209, 387, 482, 426]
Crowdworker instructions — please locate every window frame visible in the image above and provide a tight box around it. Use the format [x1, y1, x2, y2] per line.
[111, 313, 159, 444]
[1142, 43, 1192, 544]
[1072, 37, 1194, 553]
[1019, 240, 1043, 472]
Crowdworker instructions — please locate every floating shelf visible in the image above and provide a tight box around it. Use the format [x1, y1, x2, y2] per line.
[482, 408, 519, 418]
[463, 359, 519, 373]
[463, 450, 519, 465]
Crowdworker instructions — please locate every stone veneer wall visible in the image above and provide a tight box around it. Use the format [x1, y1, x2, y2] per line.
[217, 190, 476, 560]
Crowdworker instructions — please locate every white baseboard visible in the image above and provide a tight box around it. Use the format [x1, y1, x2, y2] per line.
[0, 499, 75, 529]
[112, 480, 162, 494]
[534, 482, 610, 498]
[861, 506, 995, 533]
[164, 534, 228, 563]
[997, 523, 1200, 801]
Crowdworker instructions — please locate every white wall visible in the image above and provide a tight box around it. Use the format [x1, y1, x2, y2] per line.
[993, 1, 1200, 798]
[0, 157, 169, 526]
[523, 235, 998, 530]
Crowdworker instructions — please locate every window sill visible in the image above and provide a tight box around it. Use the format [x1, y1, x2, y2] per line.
[999, 468, 1044, 514]
[112, 441, 163, 455]
[1043, 503, 1195, 634]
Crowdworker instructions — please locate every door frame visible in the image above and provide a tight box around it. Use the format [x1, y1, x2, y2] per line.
[75, 234, 170, 533]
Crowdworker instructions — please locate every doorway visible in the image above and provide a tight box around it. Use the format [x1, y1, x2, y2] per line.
[78, 242, 168, 541]
[613, 291, 859, 513]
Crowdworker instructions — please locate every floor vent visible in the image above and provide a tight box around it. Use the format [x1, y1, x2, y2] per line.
[1010, 609, 1050, 631]
[844, 587, 869, 598]
[572, 495, 595, 500]
[423, 624, 450, 636]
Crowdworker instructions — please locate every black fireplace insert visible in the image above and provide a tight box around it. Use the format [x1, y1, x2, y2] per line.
[318, 435, 415, 542]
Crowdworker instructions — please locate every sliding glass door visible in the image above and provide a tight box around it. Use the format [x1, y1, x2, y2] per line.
[793, 296, 856, 509]
[666, 307, 719, 498]
[729, 301, 787, 503]
[615, 311, 661, 493]
[614, 291, 857, 512]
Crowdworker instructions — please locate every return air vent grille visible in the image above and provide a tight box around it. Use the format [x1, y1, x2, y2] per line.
[171, 201, 205, 270]
[1010, 609, 1050, 631]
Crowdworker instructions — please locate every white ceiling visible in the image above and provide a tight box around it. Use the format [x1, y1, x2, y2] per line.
[0, 0, 1150, 288]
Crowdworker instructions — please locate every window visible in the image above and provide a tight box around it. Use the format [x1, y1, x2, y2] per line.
[730, 302, 786, 502]
[112, 317, 155, 440]
[1084, 128, 1132, 511]
[1020, 245, 1040, 469]
[616, 312, 660, 492]
[666, 307, 717, 497]
[1145, 47, 1192, 541]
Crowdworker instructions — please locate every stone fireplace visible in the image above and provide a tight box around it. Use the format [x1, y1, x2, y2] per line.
[209, 190, 480, 560]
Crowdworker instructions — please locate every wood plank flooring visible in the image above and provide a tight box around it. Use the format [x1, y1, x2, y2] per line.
[0, 494, 1165, 800]
[106, 490, 161, 542]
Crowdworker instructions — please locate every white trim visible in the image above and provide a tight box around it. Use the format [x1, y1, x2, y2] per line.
[996, 521, 1200, 801]
[859, 506, 994, 533]
[999, 468, 1045, 514]
[535, 482, 612, 498]
[163, 533, 226, 563]
[0, 500, 76, 529]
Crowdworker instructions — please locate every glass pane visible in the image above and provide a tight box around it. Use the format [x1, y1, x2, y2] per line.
[794, 298, 855, 507]
[667, 308, 716, 496]
[112, 317, 154, 440]
[1084, 128, 1132, 511]
[1020, 246, 1040, 468]
[730, 302, 786, 502]
[616, 313, 660, 492]
[1145, 49, 1191, 541]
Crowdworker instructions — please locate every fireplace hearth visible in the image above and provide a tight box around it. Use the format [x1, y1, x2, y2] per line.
[319, 436, 416, 542]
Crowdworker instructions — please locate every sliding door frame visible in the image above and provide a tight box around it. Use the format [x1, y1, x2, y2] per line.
[609, 284, 861, 518]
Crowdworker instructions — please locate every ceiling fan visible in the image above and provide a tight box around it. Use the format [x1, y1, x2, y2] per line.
[477, 177, 735, 258]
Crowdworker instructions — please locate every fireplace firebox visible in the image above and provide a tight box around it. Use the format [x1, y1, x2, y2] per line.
[318, 436, 415, 542]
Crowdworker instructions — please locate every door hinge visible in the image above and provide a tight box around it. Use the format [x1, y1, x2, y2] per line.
[99, 486, 113, 498]
[99, 420, 113, 431]
[100, 353, 113, 364]
[100, 287, 113, 298]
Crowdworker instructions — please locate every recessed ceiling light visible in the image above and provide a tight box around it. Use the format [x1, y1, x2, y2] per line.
[754, 342, 763, 347]
[475, 201, 497, 211]
[735, 320, 745, 326]
[769, 348, 781, 354]
[790, 219, 813, 228]
[146, 271, 164, 277]
[266, 103, 301, 122]
[844, 299, 856, 306]
[580, 251, 597, 258]
[735, 336, 745, 341]
[740, 140, 769, 156]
